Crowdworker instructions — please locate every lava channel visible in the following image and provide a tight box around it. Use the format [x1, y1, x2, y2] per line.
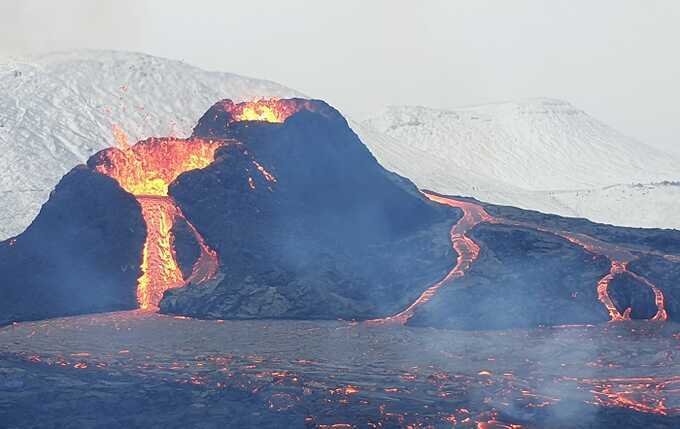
[372, 193, 669, 325]
[541, 232, 667, 321]
[369, 193, 496, 324]
[93, 137, 222, 309]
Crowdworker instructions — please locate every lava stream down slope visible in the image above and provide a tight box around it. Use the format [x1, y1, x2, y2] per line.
[373, 192, 670, 325]
[91, 137, 222, 309]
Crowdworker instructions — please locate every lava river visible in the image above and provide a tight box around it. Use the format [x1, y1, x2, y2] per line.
[373, 192, 669, 325]
[93, 137, 221, 309]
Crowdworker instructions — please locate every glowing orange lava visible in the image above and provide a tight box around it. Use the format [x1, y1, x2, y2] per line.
[595, 261, 668, 321]
[218, 99, 314, 123]
[585, 376, 680, 416]
[369, 193, 495, 324]
[371, 193, 669, 325]
[94, 137, 222, 309]
[94, 137, 222, 196]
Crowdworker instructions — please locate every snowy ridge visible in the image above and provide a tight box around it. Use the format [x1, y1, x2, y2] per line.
[358, 99, 680, 230]
[2, 51, 679, 237]
[362, 99, 680, 191]
[0, 50, 301, 238]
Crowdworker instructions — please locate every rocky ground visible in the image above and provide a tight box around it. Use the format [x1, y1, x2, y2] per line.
[1, 312, 678, 428]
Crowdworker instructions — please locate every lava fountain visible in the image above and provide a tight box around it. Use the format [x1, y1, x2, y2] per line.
[93, 137, 222, 309]
[216, 99, 316, 123]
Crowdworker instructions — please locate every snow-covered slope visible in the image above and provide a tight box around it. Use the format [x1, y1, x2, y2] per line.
[0, 51, 301, 238]
[538, 182, 680, 228]
[2, 51, 678, 237]
[359, 100, 680, 230]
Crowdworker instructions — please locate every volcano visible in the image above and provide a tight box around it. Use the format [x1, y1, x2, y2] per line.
[1, 98, 680, 329]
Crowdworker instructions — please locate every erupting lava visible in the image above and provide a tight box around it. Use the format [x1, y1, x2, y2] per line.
[94, 137, 221, 309]
[217, 99, 315, 123]
[372, 193, 669, 325]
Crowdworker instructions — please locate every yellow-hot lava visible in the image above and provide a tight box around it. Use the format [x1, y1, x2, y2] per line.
[94, 137, 222, 309]
[136, 197, 184, 309]
[219, 99, 314, 123]
[95, 137, 222, 196]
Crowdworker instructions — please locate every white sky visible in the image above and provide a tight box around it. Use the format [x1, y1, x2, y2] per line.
[1, 0, 678, 155]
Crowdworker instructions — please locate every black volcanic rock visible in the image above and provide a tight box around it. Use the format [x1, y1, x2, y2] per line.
[3, 97, 680, 329]
[160, 100, 458, 319]
[171, 217, 201, 279]
[607, 273, 658, 319]
[481, 201, 680, 255]
[0, 166, 145, 325]
[629, 256, 680, 321]
[408, 224, 612, 329]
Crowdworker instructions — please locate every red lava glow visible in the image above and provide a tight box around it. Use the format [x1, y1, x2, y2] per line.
[596, 261, 632, 321]
[94, 137, 223, 197]
[371, 193, 671, 325]
[369, 193, 496, 324]
[217, 99, 315, 123]
[624, 266, 667, 321]
[582, 376, 680, 416]
[94, 137, 221, 309]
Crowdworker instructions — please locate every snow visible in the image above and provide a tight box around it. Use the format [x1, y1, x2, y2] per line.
[1, 50, 678, 238]
[0, 50, 301, 239]
[358, 100, 680, 230]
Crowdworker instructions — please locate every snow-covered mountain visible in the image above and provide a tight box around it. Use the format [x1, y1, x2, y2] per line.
[359, 100, 680, 229]
[0, 51, 301, 238]
[1, 50, 678, 238]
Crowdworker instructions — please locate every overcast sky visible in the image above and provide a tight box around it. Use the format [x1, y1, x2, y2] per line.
[1, 0, 678, 154]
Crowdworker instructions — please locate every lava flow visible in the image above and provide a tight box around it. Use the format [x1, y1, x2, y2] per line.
[370, 193, 496, 324]
[594, 261, 667, 321]
[373, 193, 669, 325]
[94, 137, 222, 309]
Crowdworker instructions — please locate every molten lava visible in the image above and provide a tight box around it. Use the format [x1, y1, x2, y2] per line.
[94, 137, 222, 196]
[217, 99, 314, 123]
[372, 192, 669, 325]
[596, 261, 632, 321]
[370, 193, 495, 324]
[94, 137, 222, 309]
[596, 261, 667, 321]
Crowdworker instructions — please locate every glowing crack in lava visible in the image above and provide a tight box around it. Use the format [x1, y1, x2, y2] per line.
[372, 193, 668, 325]
[94, 137, 221, 309]
[217, 99, 315, 123]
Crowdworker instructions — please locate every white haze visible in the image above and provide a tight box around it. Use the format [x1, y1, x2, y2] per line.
[1, 0, 679, 156]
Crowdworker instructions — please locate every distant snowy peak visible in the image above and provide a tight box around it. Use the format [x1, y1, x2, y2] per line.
[362, 98, 680, 192]
[370, 98, 582, 130]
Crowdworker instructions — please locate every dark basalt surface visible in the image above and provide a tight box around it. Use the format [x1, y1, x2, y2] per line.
[171, 217, 201, 279]
[481, 200, 680, 255]
[0, 167, 145, 325]
[607, 273, 659, 320]
[629, 255, 680, 321]
[2, 97, 680, 329]
[161, 100, 457, 320]
[408, 224, 613, 329]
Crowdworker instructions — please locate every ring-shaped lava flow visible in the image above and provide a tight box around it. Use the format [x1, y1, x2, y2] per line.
[372, 193, 669, 325]
[94, 137, 222, 309]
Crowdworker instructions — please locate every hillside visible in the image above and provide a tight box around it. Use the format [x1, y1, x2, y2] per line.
[359, 99, 680, 229]
[0, 50, 300, 238]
